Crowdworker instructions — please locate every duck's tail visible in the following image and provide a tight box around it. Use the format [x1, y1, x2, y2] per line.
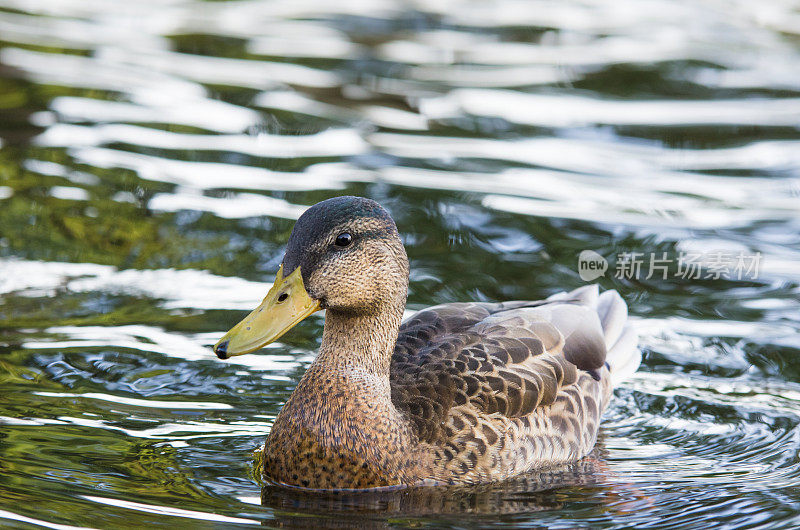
[596, 289, 640, 387]
[549, 285, 641, 387]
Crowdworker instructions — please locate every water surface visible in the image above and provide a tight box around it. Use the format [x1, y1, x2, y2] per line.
[1, 0, 800, 528]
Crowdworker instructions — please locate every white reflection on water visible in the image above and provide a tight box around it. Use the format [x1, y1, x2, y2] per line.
[371, 132, 800, 172]
[246, 22, 361, 59]
[253, 90, 362, 123]
[0, 509, 96, 530]
[482, 193, 793, 230]
[638, 317, 798, 340]
[22, 160, 101, 185]
[48, 186, 90, 201]
[421, 90, 800, 127]
[0, 259, 271, 309]
[104, 48, 340, 89]
[68, 147, 372, 191]
[37, 124, 368, 159]
[47, 96, 259, 134]
[24, 325, 306, 371]
[34, 392, 233, 410]
[0, 10, 167, 51]
[61, 414, 273, 440]
[375, 164, 797, 230]
[378, 30, 697, 66]
[633, 372, 800, 419]
[359, 105, 430, 130]
[149, 190, 306, 219]
[82, 497, 258, 525]
[0, 47, 209, 108]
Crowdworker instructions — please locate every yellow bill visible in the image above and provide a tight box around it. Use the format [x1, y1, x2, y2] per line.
[213, 266, 320, 359]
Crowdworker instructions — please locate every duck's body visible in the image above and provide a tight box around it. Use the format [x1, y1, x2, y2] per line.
[214, 196, 640, 489]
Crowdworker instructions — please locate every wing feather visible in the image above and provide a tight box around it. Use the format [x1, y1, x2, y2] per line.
[390, 297, 607, 445]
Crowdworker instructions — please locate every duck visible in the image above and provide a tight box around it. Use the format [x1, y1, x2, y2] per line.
[213, 196, 640, 490]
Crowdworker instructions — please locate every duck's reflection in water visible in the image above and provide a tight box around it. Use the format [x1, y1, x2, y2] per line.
[261, 447, 648, 528]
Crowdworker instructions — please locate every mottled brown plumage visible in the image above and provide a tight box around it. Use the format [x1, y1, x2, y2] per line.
[218, 196, 640, 489]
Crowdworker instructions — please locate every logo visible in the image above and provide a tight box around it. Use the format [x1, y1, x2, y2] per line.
[578, 250, 608, 281]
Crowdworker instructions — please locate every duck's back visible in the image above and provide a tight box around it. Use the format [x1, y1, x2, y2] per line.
[390, 285, 640, 484]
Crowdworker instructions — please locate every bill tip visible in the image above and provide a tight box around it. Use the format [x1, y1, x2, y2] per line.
[214, 340, 229, 360]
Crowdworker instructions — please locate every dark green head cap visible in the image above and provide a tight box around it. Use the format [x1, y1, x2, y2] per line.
[281, 196, 397, 279]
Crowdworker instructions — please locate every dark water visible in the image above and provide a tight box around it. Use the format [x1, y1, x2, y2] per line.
[1, 0, 800, 528]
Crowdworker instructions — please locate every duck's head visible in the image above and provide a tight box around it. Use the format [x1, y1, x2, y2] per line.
[214, 196, 409, 359]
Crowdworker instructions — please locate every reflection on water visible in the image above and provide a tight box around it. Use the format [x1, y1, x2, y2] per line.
[1, 0, 799, 527]
[258, 454, 635, 527]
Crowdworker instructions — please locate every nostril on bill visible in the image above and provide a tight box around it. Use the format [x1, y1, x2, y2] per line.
[214, 340, 229, 360]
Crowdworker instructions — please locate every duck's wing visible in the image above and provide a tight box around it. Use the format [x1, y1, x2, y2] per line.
[390, 286, 636, 480]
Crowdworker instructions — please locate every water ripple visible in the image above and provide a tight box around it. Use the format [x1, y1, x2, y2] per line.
[1, 0, 800, 527]
[422, 90, 800, 127]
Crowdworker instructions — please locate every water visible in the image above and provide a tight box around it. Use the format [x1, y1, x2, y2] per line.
[1, 0, 799, 527]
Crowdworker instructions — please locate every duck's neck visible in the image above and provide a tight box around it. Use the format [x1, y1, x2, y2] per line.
[313, 302, 405, 379]
[264, 298, 425, 488]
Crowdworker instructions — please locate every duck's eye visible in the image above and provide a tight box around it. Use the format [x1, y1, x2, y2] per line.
[334, 232, 352, 247]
